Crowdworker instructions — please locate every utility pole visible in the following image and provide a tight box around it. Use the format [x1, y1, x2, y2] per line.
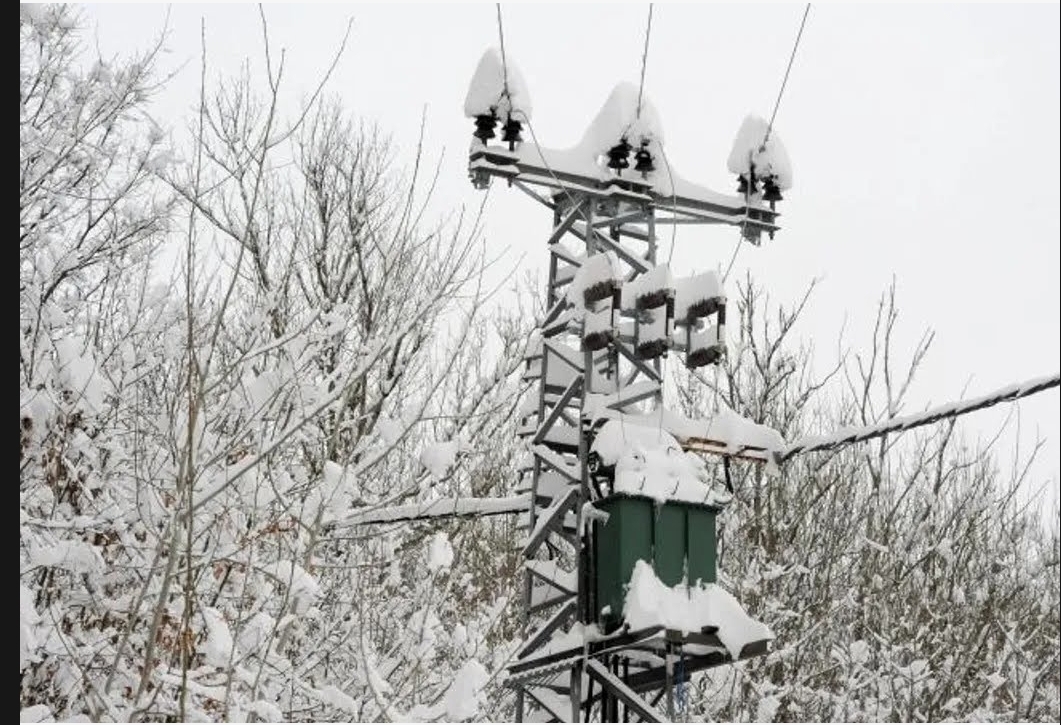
[467, 71, 781, 723]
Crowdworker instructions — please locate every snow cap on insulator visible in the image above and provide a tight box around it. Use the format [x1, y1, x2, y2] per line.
[463, 47, 533, 122]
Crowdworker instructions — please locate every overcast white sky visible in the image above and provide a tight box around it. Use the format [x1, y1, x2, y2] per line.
[80, 2, 1060, 506]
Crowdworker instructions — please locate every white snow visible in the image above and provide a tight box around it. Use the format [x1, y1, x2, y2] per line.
[689, 323, 723, 355]
[568, 251, 621, 308]
[375, 415, 403, 446]
[19, 705, 53, 724]
[464, 47, 533, 121]
[317, 685, 359, 714]
[236, 611, 276, 657]
[28, 540, 104, 575]
[200, 606, 234, 668]
[673, 272, 724, 321]
[590, 406, 785, 465]
[52, 336, 111, 414]
[757, 695, 782, 722]
[623, 560, 773, 659]
[20, 585, 40, 672]
[621, 263, 672, 310]
[426, 531, 454, 572]
[590, 419, 730, 506]
[444, 659, 491, 721]
[246, 701, 283, 723]
[579, 82, 665, 157]
[266, 560, 320, 614]
[591, 418, 678, 467]
[340, 495, 529, 526]
[637, 306, 669, 346]
[726, 114, 793, 191]
[536, 621, 599, 656]
[420, 440, 460, 478]
[583, 307, 615, 342]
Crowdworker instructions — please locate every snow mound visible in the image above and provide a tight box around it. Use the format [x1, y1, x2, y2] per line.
[623, 560, 773, 659]
[579, 82, 665, 157]
[726, 114, 793, 191]
[673, 271, 724, 322]
[591, 405, 784, 459]
[621, 263, 672, 310]
[464, 47, 533, 121]
[568, 252, 622, 309]
[591, 420, 730, 506]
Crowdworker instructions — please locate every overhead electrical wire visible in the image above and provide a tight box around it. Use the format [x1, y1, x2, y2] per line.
[777, 373, 1060, 463]
[636, 3, 655, 121]
[763, 3, 811, 148]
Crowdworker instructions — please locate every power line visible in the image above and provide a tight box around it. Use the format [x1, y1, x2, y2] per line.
[636, 3, 654, 120]
[763, 3, 811, 148]
[496, 3, 510, 98]
[777, 372, 1061, 463]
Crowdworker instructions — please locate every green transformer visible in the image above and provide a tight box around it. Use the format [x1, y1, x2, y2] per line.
[592, 493, 720, 632]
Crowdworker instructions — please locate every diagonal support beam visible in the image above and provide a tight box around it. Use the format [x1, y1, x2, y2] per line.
[547, 199, 588, 246]
[524, 686, 570, 723]
[525, 560, 577, 595]
[584, 660, 666, 723]
[514, 180, 557, 210]
[523, 488, 580, 557]
[544, 338, 585, 374]
[532, 445, 580, 483]
[518, 600, 578, 659]
[587, 230, 651, 275]
[614, 338, 663, 383]
[533, 378, 583, 445]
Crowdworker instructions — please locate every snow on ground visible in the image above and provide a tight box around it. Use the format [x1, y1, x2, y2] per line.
[623, 560, 773, 659]
[464, 47, 533, 121]
[726, 114, 793, 191]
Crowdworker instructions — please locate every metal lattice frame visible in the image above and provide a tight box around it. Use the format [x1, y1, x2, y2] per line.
[469, 137, 779, 723]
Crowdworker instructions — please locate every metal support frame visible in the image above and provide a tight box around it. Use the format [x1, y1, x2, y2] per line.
[472, 129, 780, 723]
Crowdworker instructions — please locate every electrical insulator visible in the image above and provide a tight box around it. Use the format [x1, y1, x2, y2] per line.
[634, 141, 655, 175]
[501, 117, 523, 148]
[473, 113, 498, 143]
[762, 176, 783, 203]
[606, 139, 631, 172]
